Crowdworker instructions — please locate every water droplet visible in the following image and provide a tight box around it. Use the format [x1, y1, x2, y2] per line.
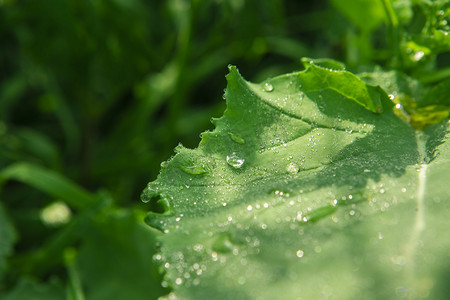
[413, 51, 425, 61]
[212, 235, 234, 253]
[388, 94, 395, 100]
[193, 244, 204, 252]
[296, 250, 304, 258]
[175, 278, 183, 285]
[229, 132, 245, 144]
[391, 255, 406, 266]
[264, 82, 274, 92]
[247, 205, 253, 211]
[180, 162, 208, 175]
[286, 162, 299, 174]
[270, 189, 290, 197]
[238, 277, 246, 285]
[141, 183, 160, 203]
[395, 286, 408, 298]
[226, 152, 245, 168]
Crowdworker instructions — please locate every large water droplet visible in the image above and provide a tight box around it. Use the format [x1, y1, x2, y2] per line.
[229, 132, 245, 144]
[296, 250, 304, 258]
[413, 51, 425, 61]
[226, 152, 245, 168]
[180, 162, 208, 175]
[141, 183, 160, 203]
[270, 189, 290, 197]
[286, 162, 299, 174]
[212, 234, 235, 253]
[264, 82, 274, 92]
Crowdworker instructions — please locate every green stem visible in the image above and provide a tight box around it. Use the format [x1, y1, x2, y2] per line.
[418, 66, 450, 83]
[165, 2, 193, 148]
[65, 248, 86, 300]
[381, 0, 401, 67]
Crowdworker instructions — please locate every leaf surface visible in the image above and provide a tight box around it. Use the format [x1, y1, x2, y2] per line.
[142, 65, 450, 299]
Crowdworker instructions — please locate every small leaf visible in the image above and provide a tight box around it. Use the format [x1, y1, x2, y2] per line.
[300, 59, 385, 113]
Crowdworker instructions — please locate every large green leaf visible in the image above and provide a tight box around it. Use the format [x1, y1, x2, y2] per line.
[142, 65, 450, 299]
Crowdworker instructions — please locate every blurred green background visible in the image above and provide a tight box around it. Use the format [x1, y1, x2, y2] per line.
[0, 0, 341, 205]
[0, 0, 448, 299]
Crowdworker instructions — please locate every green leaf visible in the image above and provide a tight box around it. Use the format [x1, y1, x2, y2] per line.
[360, 70, 450, 130]
[330, 0, 386, 32]
[0, 163, 96, 210]
[1, 278, 65, 300]
[300, 59, 385, 113]
[76, 209, 167, 300]
[143, 64, 450, 299]
[300, 57, 347, 71]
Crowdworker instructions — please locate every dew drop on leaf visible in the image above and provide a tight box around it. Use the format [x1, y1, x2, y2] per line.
[180, 162, 208, 175]
[286, 162, 299, 174]
[175, 278, 183, 285]
[413, 51, 425, 61]
[229, 132, 245, 144]
[264, 82, 274, 92]
[226, 152, 245, 168]
[141, 183, 160, 203]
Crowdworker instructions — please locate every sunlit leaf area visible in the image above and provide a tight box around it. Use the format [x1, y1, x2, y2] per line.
[1, 0, 449, 299]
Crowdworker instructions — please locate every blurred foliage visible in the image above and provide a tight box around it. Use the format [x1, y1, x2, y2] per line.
[0, 0, 448, 299]
[0, 0, 335, 204]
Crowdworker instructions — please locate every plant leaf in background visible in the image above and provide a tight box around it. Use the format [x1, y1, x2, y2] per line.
[330, 0, 386, 33]
[0, 204, 16, 282]
[0, 163, 165, 299]
[142, 62, 449, 299]
[1, 278, 65, 300]
[76, 210, 166, 300]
